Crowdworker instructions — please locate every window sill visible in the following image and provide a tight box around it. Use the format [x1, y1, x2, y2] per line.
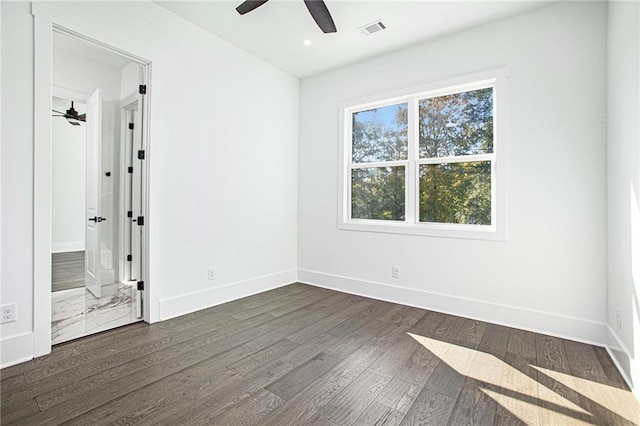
[338, 219, 506, 241]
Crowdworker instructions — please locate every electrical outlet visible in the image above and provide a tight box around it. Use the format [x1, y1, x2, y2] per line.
[208, 267, 216, 281]
[616, 308, 622, 329]
[1, 304, 16, 324]
[391, 266, 400, 279]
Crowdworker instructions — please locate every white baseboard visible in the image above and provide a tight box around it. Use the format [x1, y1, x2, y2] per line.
[158, 269, 298, 321]
[1, 332, 34, 369]
[298, 269, 608, 347]
[605, 326, 638, 400]
[51, 241, 84, 253]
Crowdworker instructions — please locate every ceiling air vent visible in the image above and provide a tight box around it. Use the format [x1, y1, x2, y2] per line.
[358, 20, 386, 36]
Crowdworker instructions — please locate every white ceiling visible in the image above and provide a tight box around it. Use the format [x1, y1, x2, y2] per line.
[155, 0, 549, 79]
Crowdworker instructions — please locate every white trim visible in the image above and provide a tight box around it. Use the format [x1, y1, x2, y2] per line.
[33, 5, 54, 358]
[605, 325, 637, 398]
[298, 269, 607, 347]
[1, 332, 35, 368]
[51, 241, 84, 253]
[158, 270, 298, 321]
[338, 68, 508, 241]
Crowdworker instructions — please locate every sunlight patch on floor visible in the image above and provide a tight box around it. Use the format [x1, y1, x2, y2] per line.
[531, 365, 640, 424]
[408, 333, 608, 425]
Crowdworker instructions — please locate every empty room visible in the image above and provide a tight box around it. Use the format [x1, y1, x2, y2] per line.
[1, 0, 639, 424]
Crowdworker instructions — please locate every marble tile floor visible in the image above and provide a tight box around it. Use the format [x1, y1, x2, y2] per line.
[52, 282, 141, 345]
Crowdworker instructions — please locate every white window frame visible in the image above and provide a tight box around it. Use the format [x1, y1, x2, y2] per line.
[338, 69, 508, 241]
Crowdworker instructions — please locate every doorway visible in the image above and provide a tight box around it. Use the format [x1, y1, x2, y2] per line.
[49, 30, 148, 345]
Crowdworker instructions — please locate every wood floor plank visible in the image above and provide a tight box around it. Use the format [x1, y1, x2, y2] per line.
[287, 298, 376, 344]
[230, 285, 322, 321]
[375, 345, 440, 414]
[328, 300, 396, 337]
[353, 400, 406, 426]
[155, 358, 293, 425]
[369, 333, 421, 376]
[453, 319, 487, 349]
[2, 283, 638, 426]
[563, 340, 608, 382]
[592, 346, 629, 389]
[14, 326, 266, 424]
[63, 347, 252, 425]
[3, 311, 276, 412]
[535, 334, 592, 425]
[227, 339, 300, 376]
[399, 387, 457, 425]
[210, 388, 285, 425]
[318, 367, 392, 425]
[477, 323, 510, 360]
[447, 378, 498, 426]
[447, 323, 510, 426]
[267, 351, 341, 400]
[261, 322, 409, 425]
[0, 396, 41, 424]
[378, 304, 427, 326]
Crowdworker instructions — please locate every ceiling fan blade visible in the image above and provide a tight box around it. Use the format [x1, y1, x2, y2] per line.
[52, 114, 65, 117]
[78, 114, 87, 121]
[52, 109, 66, 114]
[236, 0, 269, 15]
[303, 0, 336, 33]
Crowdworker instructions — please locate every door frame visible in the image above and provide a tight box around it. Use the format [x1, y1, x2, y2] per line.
[33, 3, 153, 357]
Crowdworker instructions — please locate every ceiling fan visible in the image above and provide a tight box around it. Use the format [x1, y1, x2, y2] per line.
[236, 0, 337, 34]
[52, 101, 86, 126]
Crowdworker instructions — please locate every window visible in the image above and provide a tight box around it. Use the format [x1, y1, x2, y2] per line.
[339, 71, 506, 240]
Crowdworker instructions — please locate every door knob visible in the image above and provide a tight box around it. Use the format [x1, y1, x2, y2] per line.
[88, 217, 107, 222]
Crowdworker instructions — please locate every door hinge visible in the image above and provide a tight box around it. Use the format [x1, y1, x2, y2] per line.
[127, 254, 132, 262]
[137, 281, 144, 291]
[137, 150, 145, 160]
[137, 216, 144, 226]
[127, 211, 133, 218]
[128, 123, 134, 130]
[128, 166, 133, 174]
[139, 85, 147, 95]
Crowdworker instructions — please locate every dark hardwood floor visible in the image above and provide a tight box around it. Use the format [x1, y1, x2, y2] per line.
[2, 283, 638, 425]
[51, 251, 85, 292]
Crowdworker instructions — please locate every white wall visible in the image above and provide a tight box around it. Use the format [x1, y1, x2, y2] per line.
[298, 2, 608, 344]
[607, 0, 640, 397]
[51, 96, 86, 253]
[1, 1, 299, 366]
[53, 48, 121, 101]
[120, 62, 140, 101]
[1, 2, 34, 355]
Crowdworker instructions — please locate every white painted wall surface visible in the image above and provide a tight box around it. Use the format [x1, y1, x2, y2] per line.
[1, 2, 34, 352]
[1, 1, 299, 366]
[53, 48, 121, 101]
[120, 62, 140, 101]
[606, 0, 640, 397]
[298, 2, 608, 343]
[51, 97, 86, 253]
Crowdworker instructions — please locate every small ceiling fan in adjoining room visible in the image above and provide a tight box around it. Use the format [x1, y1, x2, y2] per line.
[236, 0, 337, 33]
[52, 101, 86, 126]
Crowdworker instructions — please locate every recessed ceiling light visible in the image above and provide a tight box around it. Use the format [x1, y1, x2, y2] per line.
[302, 39, 312, 46]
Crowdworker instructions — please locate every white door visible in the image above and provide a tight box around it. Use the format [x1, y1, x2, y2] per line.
[85, 89, 103, 298]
